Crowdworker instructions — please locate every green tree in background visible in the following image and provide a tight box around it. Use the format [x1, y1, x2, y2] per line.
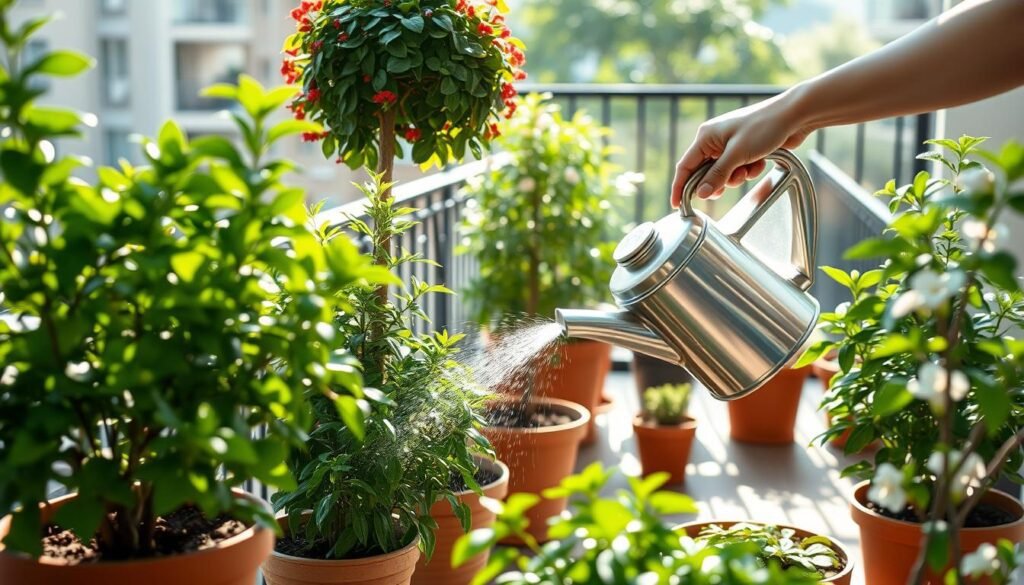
[516, 0, 790, 83]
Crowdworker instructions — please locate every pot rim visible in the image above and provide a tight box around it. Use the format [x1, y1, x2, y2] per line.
[849, 480, 1024, 533]
[675, 519, 855, 583]
[0, 489, 271, 568]
[632, 414, 697, 430]
[452, 457, 510, 499]
[268, 530, 420, 566]
[484, 397, 591, 435]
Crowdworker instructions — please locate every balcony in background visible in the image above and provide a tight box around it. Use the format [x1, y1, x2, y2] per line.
[173, 0, 248, 25]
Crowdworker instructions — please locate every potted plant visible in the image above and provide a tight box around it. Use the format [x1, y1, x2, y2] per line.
[263, 177, 499, 585]
[726, 365, 811, 444]
[800, 135, 1024, 584]
[633, 383, 698, 484]
[461, 93, 636, 443]
[676, 522, 854, 584]
[453, 463, 824, 584]
[0, 11, 373, 583]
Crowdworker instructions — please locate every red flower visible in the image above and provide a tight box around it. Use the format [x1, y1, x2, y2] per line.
[514, 70, 527, 81]
[338, 32, 349, 42]
[311, 40, 323, 53]
[442, 121, 452, 131]
[332, 19, 341, 29]
[280, 59, 300, 84]
[362, 74, 372, 83]
[504, 100, 517, 119]
[299, 18, 312, 32]
[302, 131, 327, 142]
[509, 46, 525, 67]
[468, 6, 475, 17]
[485, 122, 501, 139]
[285, 47, 300, 57]
[477, 22, 493, 35]
[289, 101, 306, 120]
[404, 128, 422, 142]
[456, 0, 467, 11]
[290, 7, 304, 20]
[501, 82, 517, 100]
[372, 90, 398, 105]
[500, 28, 511, 38]
[307, 87, 321, 102]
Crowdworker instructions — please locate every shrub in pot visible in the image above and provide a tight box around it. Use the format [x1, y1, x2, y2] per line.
[453, 463, 823, 584]
[264, 178, 497, 585]
[633, 383, 697, 484]
[800, 136, 1024, 584]
[461, 93, 636, 442]
[727, 365, 810, 445]
[0, 14, 375, 583]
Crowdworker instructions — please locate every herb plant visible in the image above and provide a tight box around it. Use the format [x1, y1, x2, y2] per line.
[460, 93, 634, 326]
[281, 0, 526, 191]
[453, 463, 819, 585]
[799, 136, 1024, 582]
[695, 523, 843, 578]
[271, 174, 493, 560]
[0, 6, 377, 559]
[642, 383, 693, 426]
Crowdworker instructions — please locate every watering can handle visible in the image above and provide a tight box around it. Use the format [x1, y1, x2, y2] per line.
[679, 149, 818, 291]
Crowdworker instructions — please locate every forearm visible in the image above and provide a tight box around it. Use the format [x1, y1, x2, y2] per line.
[783, 0, 1024, 132]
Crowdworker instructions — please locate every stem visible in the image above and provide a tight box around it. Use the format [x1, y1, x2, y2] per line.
[956, 428, 1024, 526]
[374, 107, 397, 305]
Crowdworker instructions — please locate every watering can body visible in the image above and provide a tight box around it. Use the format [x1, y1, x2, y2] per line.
[556, 149, 819, 401]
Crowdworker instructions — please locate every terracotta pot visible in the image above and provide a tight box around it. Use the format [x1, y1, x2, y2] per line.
[535, 340, 611, 446]
[677, 521, 854, 584]
[811, 355, 840, 386]
[0, 491, 273, 585]
[850, 481, 1024, 585]
[262, 518, 420, 585]
[825, 411, 854, 449]
[411, 458, 510, 585]
[632, 352, 693, 402]
[596, 393, 614, 415]
[632, 415, 697, 484]
[727, 366, 809, 444]
[483, 397, 590, 543]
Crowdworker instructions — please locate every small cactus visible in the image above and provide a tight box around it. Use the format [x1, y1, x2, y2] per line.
[642, 383, 693, 426]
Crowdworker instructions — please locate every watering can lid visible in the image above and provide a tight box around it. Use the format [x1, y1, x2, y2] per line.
[610, 211, 705, 305]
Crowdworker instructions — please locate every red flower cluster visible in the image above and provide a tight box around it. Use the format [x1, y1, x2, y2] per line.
[302, 131, 328, 142]
[484, 123, 501, 139]
[280, 59, 300, 84]
[290, 0, 321, 32]
[289, 101, 306, 120]
[337, 32, 349, 42]
[404, 128, 422, 142]
[311, 40, 323, 53]
[477, 22, 493, 35]
[372, 90, 398, 105]
[307, 85, 321, 102]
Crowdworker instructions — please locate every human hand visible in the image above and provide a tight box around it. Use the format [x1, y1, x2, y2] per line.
[670, 92, 813, 208]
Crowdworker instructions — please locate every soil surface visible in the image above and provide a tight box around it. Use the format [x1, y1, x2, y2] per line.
[449, 465, 502, 493]
[487, 407, 574, 428]
[866, 500, 1019, 527]
[41, 505, 246, 564]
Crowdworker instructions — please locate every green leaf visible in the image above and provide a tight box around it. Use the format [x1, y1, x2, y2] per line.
[201, 83, 239, 100]
[452, 527, 497, 567]
[870, 333, 918, 359]
[974, 378, 1011, 433]
[53, 497, 103, 545]
[925, 522, 950, 572]
[979, 251, 1019, 291]
[820, 266, 854, 289]
[400, 15, 424, 32]
[794, 340, 833, 369]
[0, 150, 43, 196]
[844, 425, 875, 455]
[649, 491, 697, 515]
[844, 237, 905, 260]
[171, 251, 205, 282]
[27, 50, 93, 77]
[873, 380, 913, 417]
[335, 395, 367, 441]
[268, 119, 324, 143]
[25, 106, 82, 134]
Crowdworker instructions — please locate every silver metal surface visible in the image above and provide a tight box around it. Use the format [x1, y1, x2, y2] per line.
[558, 149, 820, 401]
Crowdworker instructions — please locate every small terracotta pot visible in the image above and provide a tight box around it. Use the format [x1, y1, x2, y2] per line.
[677, 520, 854, 584]
[0, 491, 273, 585]
[483, 397, 590, 543]
[727, 366, 809, 444]
[632, 415, 697, 484]
[850, 481, 1024, 585]
[262, 518, 420, 585]
[811, 355, 840, 386]
[411, 458, 510, 585]
[535, 340, 611, 446]
[825, 411, 854, 449]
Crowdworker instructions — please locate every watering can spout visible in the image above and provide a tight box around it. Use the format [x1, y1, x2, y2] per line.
[554, 308, 682, 365]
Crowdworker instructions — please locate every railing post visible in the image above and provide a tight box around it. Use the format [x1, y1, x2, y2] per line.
[911, 112, 934, 176]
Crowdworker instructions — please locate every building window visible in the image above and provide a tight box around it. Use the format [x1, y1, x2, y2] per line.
[100, 0, 127, 15]
[105, 130, 137, 165]
[100, 38, 130, 107]
[175, 43, 247, 111]
[174, 0, 248, 24]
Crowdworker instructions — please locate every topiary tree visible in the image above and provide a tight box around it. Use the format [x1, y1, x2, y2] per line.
[281, 0, 526, 197]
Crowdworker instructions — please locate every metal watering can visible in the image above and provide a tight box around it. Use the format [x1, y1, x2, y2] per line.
[556, 149, 819, 401]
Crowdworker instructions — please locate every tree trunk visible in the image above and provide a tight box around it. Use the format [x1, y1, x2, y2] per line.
[374, 108, 397, 306]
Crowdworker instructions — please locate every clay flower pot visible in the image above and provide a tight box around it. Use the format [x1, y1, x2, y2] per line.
[677, 520, 854, 584]
[536, 340, 611, 445]
[0, 491, 273, 585]
[850, 481, 1024, 585]
[727, 365, 810, 444]
[632, 415, 697, 484]
[811, 354, 840, 386]
[262, 517, 420, 585]
[483, 397, 590, 543]
[411, 458, 510, 585]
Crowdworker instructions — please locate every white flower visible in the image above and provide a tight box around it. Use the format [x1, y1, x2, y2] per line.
[961, 219, 1007, 252]
[928, 450, 987, 499]
[536, 112, 554, 130]
[961, 543, 1000, 578]
[517, 177, 536, 192]
[956, 167, 995, 194]
[892, 269, 966, 318]
[64, 361, 92, 383]
[563, 166, 581, 185]
[614, 172, 645, 196]
[908, 362, 969, 413]
[834, 302, 850, 318]
[868, 463, 907, 514]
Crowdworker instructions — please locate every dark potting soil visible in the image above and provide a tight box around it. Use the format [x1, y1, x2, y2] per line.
[41, 505, 246, 564]
[449, 465, 502, 493]
[866, 500, 1019, 528]
[487, 407, 574, 429]
[275, 535, 334, 559]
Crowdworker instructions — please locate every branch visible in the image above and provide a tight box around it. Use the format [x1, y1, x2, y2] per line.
[956, 428, 1024, 527]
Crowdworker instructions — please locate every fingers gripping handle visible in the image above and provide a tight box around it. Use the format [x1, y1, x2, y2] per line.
[679, 149, 818, 291]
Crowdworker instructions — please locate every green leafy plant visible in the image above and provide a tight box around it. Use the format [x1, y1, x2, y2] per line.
[280, 0, 526, 191]
[642, 383, 693, 425]
[460, 93, 634, 327]
[0, 5, 377, 559]
[452, 463, 819, 585]
[799, 135, 1024, 583]
[270, 174, 494, 560]
[695, 523, 843, 578]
